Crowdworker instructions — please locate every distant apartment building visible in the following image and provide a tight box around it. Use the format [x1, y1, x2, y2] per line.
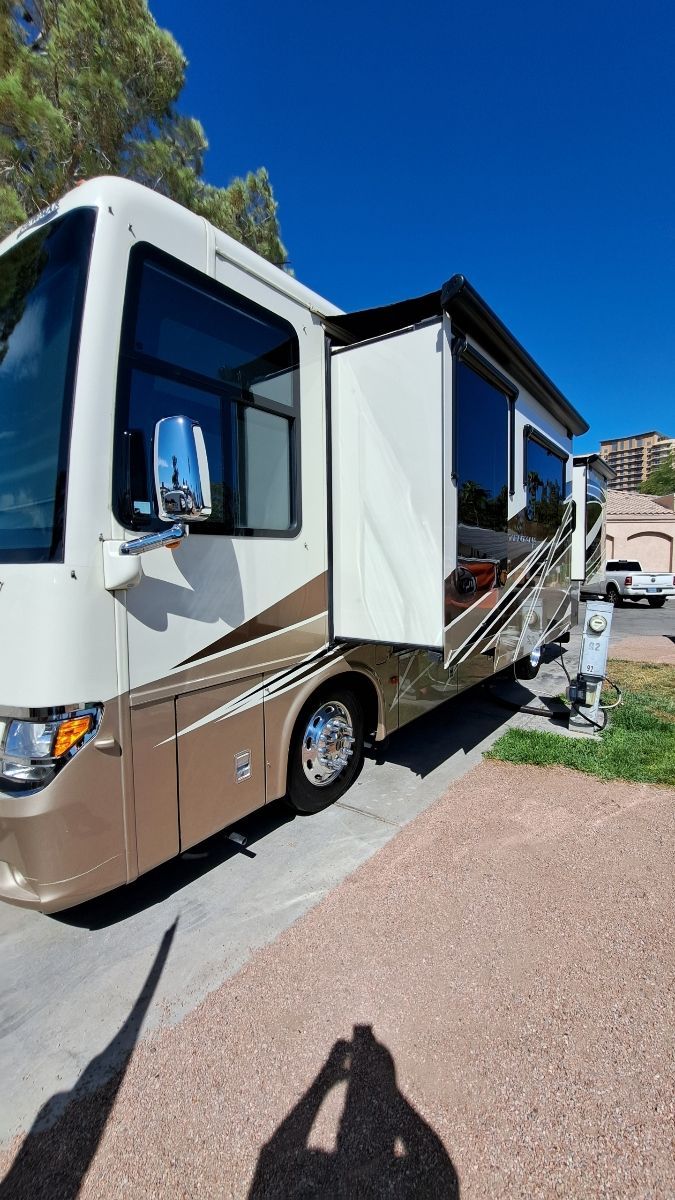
[599, 430, 675, 491]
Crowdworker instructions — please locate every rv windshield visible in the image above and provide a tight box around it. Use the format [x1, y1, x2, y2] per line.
[0, 209, 95, 562]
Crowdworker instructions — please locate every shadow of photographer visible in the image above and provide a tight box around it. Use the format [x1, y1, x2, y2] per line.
[249, 1024, 459, 1198]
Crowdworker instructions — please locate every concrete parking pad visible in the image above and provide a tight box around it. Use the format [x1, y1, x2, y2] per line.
[2, 758, 672, 1199]
[0, 635, 582, 1149]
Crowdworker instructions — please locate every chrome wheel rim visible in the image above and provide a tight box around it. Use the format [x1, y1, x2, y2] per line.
[529, 645, 542, 670]
[301, 700, 355, 788]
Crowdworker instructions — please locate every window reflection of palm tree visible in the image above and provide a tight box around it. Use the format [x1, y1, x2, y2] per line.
[459, 481, 507, 534]
[0, 234, 48, 366]
[249, 1025, 458, 1198]
[458, 479, 488, 527]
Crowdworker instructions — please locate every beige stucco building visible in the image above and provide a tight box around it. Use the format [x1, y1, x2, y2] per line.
[606, 491, 675, 570]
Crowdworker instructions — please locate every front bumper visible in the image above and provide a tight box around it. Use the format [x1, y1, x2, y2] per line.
[0, 851, 125, 912]
[0, 709, 128, 913]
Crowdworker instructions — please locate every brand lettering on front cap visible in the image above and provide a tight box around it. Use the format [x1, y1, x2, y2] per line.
[16, 203, 59, 238]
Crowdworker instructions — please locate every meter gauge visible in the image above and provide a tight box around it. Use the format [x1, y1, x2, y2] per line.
[588, 613, 607, 634]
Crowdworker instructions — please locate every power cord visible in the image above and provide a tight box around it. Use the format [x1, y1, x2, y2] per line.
[599, 677, 623, 711]
[570, 703, 606, 733]
[485, 687, 569, 718]
[556, 640, 573, 687]
[556, 639, 624, 728]
[486, 642, 623, 732]
[553, 639, 604, 730]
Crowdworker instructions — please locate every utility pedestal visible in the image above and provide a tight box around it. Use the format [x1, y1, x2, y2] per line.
[568, 600, 614, 737]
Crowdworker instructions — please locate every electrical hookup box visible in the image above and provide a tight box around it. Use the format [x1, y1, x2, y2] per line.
[568, 600, 613, 737]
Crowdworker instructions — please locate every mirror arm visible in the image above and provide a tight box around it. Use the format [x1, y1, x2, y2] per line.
[119, 523, 188, 557]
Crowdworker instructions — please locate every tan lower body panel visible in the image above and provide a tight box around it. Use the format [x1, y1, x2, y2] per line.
[396, 650, 460, 728]
[131, 699, 179, 876]
[177, 675, 265, 851]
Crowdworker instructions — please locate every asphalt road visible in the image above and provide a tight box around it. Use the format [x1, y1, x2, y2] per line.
[600, 595, 675, 640]
[0, 601, 672, 1147]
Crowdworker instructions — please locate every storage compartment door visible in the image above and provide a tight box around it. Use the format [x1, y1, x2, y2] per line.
[177, 676, 265, 851]
[331, 322, 443, 648]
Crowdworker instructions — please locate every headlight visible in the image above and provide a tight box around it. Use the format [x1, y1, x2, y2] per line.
[0, 708, 100, 789]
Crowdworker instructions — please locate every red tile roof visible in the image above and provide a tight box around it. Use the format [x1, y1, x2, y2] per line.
[606, 491, 675, 517]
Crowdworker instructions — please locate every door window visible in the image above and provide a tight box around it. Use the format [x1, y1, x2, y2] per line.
[114, 247, 300, 536]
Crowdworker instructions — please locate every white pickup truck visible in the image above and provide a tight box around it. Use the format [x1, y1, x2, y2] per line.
[603, 559, 675, 607]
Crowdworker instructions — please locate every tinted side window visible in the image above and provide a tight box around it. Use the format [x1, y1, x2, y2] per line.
[114, 247, 299, 536]
[0, 209, 95, 562]
[446, 359, 509, 619]
[524, 435, 566, 538]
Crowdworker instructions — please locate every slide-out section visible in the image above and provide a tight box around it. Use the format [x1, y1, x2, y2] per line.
[330, 321, 444, 649]
[572, 454, 614, 587]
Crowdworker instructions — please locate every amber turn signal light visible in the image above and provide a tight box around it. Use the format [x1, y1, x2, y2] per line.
[53, 715, 93, 758]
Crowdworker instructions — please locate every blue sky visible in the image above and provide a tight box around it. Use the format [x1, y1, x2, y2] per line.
[152, 0, 675, 452]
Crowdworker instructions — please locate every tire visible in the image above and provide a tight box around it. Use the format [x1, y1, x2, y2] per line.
[648, 596, 666, 608]
[286, 686, 364, 815]
[515, 646, 543, 680]
[606, 585, 622, 607]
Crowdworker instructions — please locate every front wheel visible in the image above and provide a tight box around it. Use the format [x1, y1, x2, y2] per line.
[648, 596, 666, 608]
[286, 687, 364, 814]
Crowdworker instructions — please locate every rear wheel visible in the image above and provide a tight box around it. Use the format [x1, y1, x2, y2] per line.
[286, 687, 364, 814]
[515, 645, 543, 680]
[648, 596, 666, 608]
[606, 585, 622, 607]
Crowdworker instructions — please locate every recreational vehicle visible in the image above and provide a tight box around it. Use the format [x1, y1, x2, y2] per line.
[571, 454, 616, 594]
[0, 178, 592, 912]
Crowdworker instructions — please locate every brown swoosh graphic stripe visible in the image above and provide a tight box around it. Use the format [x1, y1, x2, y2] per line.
[175, 573, 328, 669]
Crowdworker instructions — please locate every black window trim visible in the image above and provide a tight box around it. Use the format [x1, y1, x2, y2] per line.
[522, 423, 568, 487]
[113, 241, 302, 540]
[523, 423, 567, 531]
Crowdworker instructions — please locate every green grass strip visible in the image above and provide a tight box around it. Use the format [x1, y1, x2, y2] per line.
[487, 661, 675, 787]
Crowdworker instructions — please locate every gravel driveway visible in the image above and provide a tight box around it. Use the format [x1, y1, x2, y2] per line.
[2, 758, 672, 1199]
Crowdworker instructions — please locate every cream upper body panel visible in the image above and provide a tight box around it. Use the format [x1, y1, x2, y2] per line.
[0, 179, 344, 710]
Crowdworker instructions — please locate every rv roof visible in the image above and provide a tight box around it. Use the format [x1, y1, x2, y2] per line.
[323, 273, 589, 437]
[2, 178, 588, 436]
[573, 453, 617, 481]
[0, 175, 343, 320]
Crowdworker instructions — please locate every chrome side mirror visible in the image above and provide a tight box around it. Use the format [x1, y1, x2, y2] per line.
[154, 416, 212, 523]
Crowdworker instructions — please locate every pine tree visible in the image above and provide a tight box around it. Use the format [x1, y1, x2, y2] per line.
[0, 0, 287, 264]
